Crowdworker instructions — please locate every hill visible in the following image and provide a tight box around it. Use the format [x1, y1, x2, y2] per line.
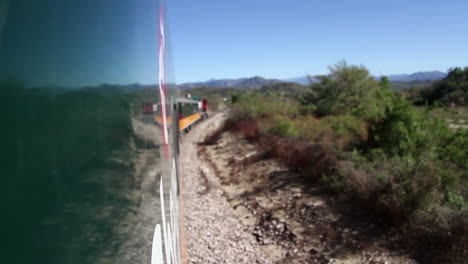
[184, 82, 309, 99]
[178, 76, 281, 89]
[283, 71, 447, 86]
[259, 82, 309, 95]
[385, 71, 447, 82]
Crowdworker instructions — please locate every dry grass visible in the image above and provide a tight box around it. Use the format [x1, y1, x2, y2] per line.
[406, 210, 468, 263]
[232, 119, 260, 141]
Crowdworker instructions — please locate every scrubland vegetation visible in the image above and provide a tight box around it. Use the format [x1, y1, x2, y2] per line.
[226, 62, 467, 262]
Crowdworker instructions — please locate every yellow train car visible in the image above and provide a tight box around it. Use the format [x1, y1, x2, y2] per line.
[154, 97, 206, 132]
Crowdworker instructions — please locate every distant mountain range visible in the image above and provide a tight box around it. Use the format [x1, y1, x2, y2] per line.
[382, 71, 447, 82]
[179, 71, 447, 89]
[178, 76, 282, 89]
[73, 71, 446, 94]
[282, 71, 447, 85]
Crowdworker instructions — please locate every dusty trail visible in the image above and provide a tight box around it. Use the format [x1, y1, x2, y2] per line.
[180, 110, 274, 264]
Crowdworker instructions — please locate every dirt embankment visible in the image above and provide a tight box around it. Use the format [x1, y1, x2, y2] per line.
[196, 115, 420, 263]
[180, 110, 274, 264]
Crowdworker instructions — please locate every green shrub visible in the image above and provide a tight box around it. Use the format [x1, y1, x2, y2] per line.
[421, 67, 468, 106]
[439, 129, 468, 169]
[236, 92, 300, 119]
[363, 100, 467, 211]
[300, 61, 396, 120]
[367, 99, 450, 157]
[269, 116, 298, 138]
[447, 191, 465, 209]
[294, 115, 367, 149]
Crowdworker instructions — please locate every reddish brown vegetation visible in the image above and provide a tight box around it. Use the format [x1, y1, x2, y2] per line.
[257, 136, 339, 184]
[406, 212, 468, 263]
[201, 117, 259, 145]
[231, 119, 260, 141]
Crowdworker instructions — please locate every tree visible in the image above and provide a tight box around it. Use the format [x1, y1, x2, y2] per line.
[423, 67, 468, 106]
[379, 76, 390, 90]
[301, 61, 395, 119]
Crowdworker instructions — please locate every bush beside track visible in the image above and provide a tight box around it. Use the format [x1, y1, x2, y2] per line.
[212, 62, 467, 263]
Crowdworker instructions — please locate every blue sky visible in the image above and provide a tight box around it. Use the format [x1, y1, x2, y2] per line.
[168, 0, 468, 83]
[1, 0, 467, 86]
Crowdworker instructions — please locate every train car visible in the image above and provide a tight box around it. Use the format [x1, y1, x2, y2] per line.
[176, 97, 203, 132]
[141, 101, 156, 123]
[153, 97, 207, 133]
[141, 101, 154, 114]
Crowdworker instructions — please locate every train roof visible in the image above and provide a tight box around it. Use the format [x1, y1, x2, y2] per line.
[176, 97, 199, 104]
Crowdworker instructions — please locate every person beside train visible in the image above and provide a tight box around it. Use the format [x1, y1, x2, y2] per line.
[201, 98, 208, 119]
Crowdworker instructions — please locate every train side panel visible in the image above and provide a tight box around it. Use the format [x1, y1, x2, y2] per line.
[179, 112, 202, 131]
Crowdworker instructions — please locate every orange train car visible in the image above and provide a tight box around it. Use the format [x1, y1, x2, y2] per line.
[154, 97, 207, 132]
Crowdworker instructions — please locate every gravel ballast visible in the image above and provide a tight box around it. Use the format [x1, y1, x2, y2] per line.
[180, 111, 275, 264]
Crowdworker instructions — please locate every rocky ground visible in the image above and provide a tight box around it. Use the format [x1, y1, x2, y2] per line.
[180, 110, 274, 264]
[180, 110, 422, 264]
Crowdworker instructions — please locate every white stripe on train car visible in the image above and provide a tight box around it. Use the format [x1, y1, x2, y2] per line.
[158, 176, 181, 263]
[171, 159, 181, 263]
[159, 177, 170, 264]
[170, 190, 178, 264]
[153, 162, 181, 263]
[151, 224, 163, 264]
